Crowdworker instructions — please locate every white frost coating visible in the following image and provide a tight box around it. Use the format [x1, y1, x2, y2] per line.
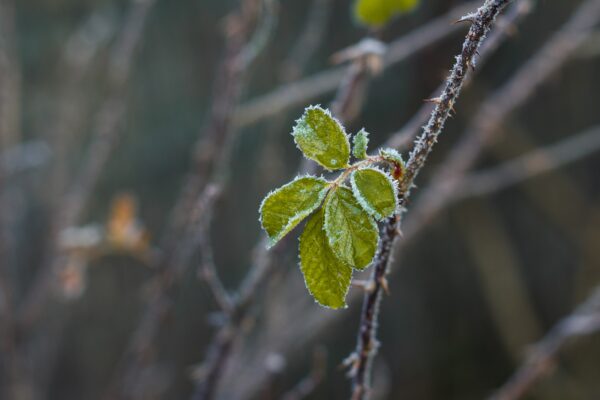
[352, 128, 370, 159]
[323, 186, 379, 270]
[379, 147, 404, 166]
[350, 167, 398, 220]
[297, 211, 352, 309]
[258, 174, 332, 248]
[290, 105, 351, 170]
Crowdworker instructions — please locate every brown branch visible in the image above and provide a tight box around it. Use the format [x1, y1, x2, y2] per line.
[279, 0, 333, 81]
[190, 22, 379, 400]
[385, 0, 534, 150]
[197, 186, 233, 315]
[201, 1, 600, 397]
[349, 1, 515, 398]
[203, 3, 535, 399]
[6, 2, 156, 397]
[48, 7, 118, 214]
[456, 124, 600, 200]
[490, 286, 600, 400]
[106, 1, 275, 398]
[401, 0, 600, 242]
[234, 1, 480, 128]
[17, 0, 157, 330]
[280, 347, 327, 400]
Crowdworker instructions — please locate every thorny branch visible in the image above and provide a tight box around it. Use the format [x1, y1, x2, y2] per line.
[234, 1, 481, 128]
[190, 19, 383, 400]
[202, 1, 529, 396]
[402, 0, 600, 242]
[490, 286, 600, 400]
[348, 1, 515, 398]
[386, 0, 534, 150]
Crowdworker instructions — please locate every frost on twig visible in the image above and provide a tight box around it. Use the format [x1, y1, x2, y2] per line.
[349, 1, 515, 398]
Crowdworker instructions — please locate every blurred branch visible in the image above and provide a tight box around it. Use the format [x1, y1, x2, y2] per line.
[0, 140, 52, 176]
[48, 6, 119, 209]
[280, 347, 327, 400]
[197, 185, 233, 314]
[279, 0, 333, 81]
[18, 0, 157, 330]
[456, 124, 600, 200]
[402, 0, 600, 242]
[191, 18, 381, 400]
[106, 1, 276, 399]
[209, 3, 535, 399]
[490, 286, 600, 400]
[348, 1, 515, 398]
[386, 0, 534, 150]
[0, 0, 21, 394]
[234, 1, 480, 128]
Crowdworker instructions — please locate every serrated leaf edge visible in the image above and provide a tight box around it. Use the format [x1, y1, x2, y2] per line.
[352, 128, 370, 160]
[291, 105, 351, 171]
[379, 147, 405, 167]
[323, 186, 380, 270]
[350, 167, 399, 220]
[297, 212, 353, 309]
[259, 174, 331, 248]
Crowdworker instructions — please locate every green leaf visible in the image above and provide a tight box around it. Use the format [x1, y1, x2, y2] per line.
[352, 129, 369, 160]
[324, 186, 378, 270]
[379, 147, 404, 166]
[354, 0, 420, 27]
[299, 208, 353, 309]
[351, 168, 398, 220]
[292, 106, 350, 170]
[260, 176, 330, 248]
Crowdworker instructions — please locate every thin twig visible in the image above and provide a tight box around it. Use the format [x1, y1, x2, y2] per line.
[349, 1, 515, 398]
[18, 0, 157, 330]
[204, 3, 535, 399]
[279, 0, 333, 81]
[190, 21, 380, 400]
[402, 0, 600, 242]
[456, 125, 600, 200]
[234, 1, 480, 128]
[197, 185, 234, 314]
[9, 1, 156, 397]
[280, 347, 327, 400]
[48, 6, 118, 214]
[386, 0, 534, 150]
[107, 1, 274, 398]
[490, 286, 600, 400]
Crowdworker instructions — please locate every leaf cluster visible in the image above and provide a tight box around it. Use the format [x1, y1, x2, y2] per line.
[259, 106, 405, 308]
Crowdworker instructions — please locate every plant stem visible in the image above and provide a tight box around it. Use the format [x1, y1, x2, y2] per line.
[349, 1, 514, 398]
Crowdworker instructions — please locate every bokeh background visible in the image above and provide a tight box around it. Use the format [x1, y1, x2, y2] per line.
[2, 0, 600, 399]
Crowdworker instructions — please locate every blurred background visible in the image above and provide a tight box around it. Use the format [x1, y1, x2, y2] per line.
[1, 0, 600, 399]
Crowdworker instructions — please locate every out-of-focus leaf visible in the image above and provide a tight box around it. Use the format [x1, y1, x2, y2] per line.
[354, 0, 420, 27]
